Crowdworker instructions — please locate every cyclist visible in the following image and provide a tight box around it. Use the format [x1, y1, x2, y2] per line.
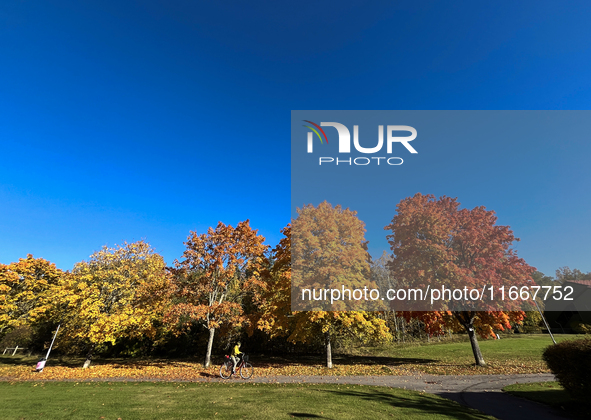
[230, 341, 242, 374]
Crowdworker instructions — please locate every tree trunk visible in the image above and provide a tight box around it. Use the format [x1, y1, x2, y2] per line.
[204, 327, 215, 368]
[454, 311, 486, 366]
[83, 344, 95, 369]
[466, 326, 486, 366]
[325, 331, 333, 369]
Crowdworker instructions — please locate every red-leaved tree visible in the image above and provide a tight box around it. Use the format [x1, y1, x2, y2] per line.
[385, 193, 536, 366]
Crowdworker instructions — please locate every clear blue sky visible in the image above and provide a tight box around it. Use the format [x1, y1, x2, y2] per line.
[1, 1, 590, 276]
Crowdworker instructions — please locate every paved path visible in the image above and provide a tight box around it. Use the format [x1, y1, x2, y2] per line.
[244, 373, 569, 420]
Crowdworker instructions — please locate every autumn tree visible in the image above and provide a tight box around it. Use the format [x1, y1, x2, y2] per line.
[385, 193, 536, 366]
[55, 241, 171, 366]
[251, 224, 292, 339]
[166, 220, 267, 367]
[371, 251, 395, 296]
[555, 267, 591, 282]
[512, 270, 554, 332]
[292, 202, 375, 311]
[532, 271, 555, 287]
[289, 310, 392, 368]
[0, 255, 62, 339]
[369, 251, 403, 340]
[291, 202, 391, 367]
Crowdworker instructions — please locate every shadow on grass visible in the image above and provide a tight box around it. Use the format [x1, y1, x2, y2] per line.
[288, 413, 326, 418]
[0, 356, 35, 366]
[254, 353, 436, 369]
[338, 354, 436, 366]
[505, 388, 591, 419]
[319, 388, 492, 420]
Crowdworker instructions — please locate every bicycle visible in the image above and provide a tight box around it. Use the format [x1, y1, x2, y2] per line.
[219, 354, 253, 379]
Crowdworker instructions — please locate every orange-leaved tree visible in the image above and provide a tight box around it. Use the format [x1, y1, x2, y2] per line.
[290, 202, 391, 367]
[55, 241, 171, 366]
[0, 255, 62, 339]
[167, 220, 267, 367]
[251, 224, 292, 339]
[385, 193, 536, 366]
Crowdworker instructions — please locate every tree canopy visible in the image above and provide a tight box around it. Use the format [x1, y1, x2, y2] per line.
[290, 202, 391, 367]
[166, 220, 267, 367]
[0, 255, 62, 338]
[55, 241, 171, 365]
[385, 193, 536, 366]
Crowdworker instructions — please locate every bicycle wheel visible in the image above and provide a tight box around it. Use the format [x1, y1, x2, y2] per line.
[220, 362, 233, 379]
[240, 362, 253, 379]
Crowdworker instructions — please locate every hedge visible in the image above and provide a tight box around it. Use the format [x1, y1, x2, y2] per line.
[542, 337, 591, 401]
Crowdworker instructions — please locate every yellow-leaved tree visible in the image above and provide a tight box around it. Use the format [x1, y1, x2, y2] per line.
[0, 255, 62, 339]
[263, 204, 391, 368]
[55, 241, 171, 367]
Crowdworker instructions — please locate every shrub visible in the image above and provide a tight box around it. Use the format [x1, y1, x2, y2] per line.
[0, 326, 34, 350]
[571, 322, 591, 334]
[543, 338, 591, 401]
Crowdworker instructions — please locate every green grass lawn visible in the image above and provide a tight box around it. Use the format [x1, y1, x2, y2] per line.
[361, 333, 570, 361]
[0, 381, 495, 420]
[344, 334, 581, 374]
[503, 382, 591, 419]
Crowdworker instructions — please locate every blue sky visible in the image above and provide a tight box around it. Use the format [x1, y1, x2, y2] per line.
[1, 1, 590, 276]
[291, 110, 591, 279]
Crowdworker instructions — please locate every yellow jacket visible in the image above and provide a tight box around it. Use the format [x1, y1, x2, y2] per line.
[231, 344, 242, 357]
